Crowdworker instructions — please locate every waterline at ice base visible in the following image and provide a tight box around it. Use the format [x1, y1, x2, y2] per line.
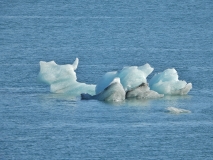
[38, 58, 192, 102]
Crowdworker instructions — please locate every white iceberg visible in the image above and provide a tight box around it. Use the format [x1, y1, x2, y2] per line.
[38, 58, 95, 95]
[149, 68, 192, 95]
[38, 58, 192, 100]
[96, 63, 154, 94]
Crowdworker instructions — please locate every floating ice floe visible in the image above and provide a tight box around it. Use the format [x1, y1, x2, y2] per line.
[149, 68, 192, 95]
[38, 58, 192, 101]
[166, 107, 191, 114]
[38, 58, 95, 95]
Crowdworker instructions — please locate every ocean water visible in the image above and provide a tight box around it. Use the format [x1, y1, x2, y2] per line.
[1, 1, 213, 159]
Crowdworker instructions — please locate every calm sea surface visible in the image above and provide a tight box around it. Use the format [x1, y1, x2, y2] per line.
[1, 1, 213, 159]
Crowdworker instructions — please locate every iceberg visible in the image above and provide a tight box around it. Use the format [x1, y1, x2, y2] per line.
[96, 63, 154, 94]
[81, 78, 125, 102]
[149, 68, 192, 95]
[38, 58, 192, 101]
[38, 58, 95, 95]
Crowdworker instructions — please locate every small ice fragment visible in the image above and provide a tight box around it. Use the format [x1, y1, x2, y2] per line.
[166, 107, 191, 114]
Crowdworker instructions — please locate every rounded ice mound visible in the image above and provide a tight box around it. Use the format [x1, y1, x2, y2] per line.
[81, 77, 126, 102]
[119, 64, 154, 91]
[126, 83, 164, 99]
[95, 63, 154, 94]
[38, 58, 95, 95]
[149, 68, 192, 95]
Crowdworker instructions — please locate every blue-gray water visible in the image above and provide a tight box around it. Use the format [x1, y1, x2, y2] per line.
[1, 1, 213, 159]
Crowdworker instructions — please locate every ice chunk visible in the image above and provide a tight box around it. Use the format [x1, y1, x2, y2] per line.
[126, 83, 164, 99]
[81, 78, 125, 102]
[166, 107, 191, 114]
[96, 63, 154, 94]
[38, 58, 95, 95]
[119, 64, 154, 91]
[149, 68, 192, 95]
[95, 71, 117, 94]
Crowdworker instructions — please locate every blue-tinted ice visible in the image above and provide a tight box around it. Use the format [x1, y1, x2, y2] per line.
[38, 58, 192, 101]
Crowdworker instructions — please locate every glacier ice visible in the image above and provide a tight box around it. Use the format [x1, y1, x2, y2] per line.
[38, 58, 95, 95]
[96, 63, 154, 94]
[38, 58, 192, 101]
[81, 78, 126, 102]
[95, 71, 118, 95]
[166, 107, 191, 114]
[149, 68, 192, 95]
[126, 83, 164, 99]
